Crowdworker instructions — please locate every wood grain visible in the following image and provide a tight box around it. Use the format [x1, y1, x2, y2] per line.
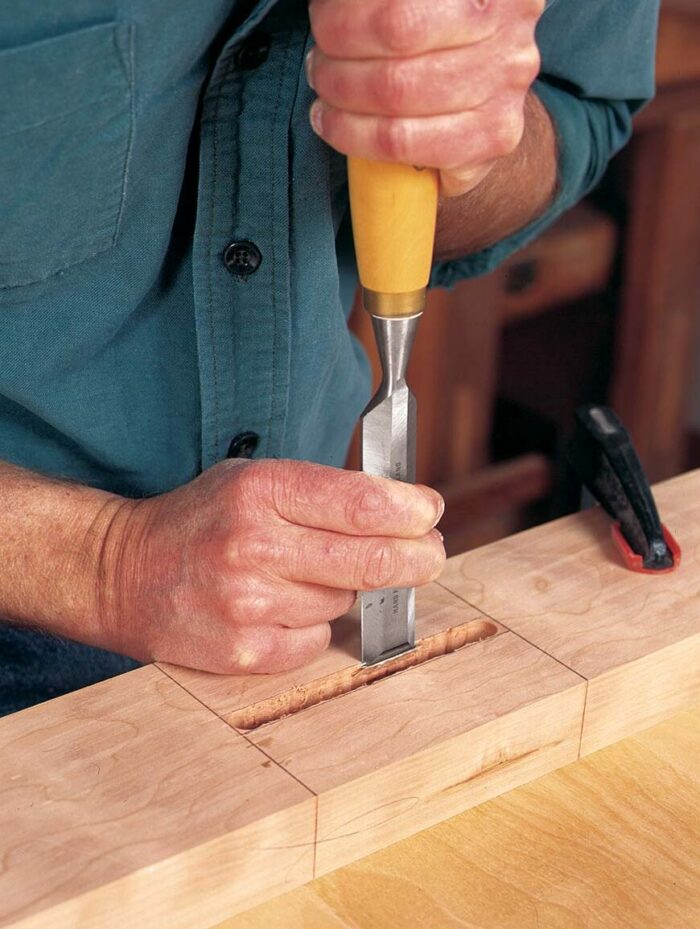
[580, 633, 700, 755]
[0, 666, 315, 929]
[222, 708, 700, 929]
[160, 582, 487, 722]
[5, 472, 700, 928]
[247, 633, 585, 875]
[440, 472, 700, 673]
[439, 470, 700, 754]
[229, 617, 500, 731]
[164, 585, 585, 876]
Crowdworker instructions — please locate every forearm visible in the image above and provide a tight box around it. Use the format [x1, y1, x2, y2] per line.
[0, 462, 128, 647]
[435, 90, 557, 261]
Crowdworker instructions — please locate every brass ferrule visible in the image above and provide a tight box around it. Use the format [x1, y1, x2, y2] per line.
[362, 287, 427, 319]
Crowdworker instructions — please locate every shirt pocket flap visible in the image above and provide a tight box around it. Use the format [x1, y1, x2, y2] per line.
[0, 21, 133, 291]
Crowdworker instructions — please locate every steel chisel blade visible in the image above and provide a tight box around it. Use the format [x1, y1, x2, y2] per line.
[360, 314, 419, 665]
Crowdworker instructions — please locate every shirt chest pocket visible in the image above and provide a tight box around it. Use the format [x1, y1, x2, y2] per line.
[0, 21, 133, 291]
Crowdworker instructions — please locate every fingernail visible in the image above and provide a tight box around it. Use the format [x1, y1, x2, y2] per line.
[432, 494, 445, 528]
[309, 99, 324, 135]
[305, 49, 316, 90]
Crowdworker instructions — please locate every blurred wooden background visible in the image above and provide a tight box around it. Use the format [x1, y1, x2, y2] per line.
[348, 0, 700, 556]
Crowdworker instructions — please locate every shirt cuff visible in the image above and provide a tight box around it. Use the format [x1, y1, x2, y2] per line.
[429, 77, 636, 289]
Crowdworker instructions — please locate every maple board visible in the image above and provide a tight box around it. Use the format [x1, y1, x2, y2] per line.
[0, 666, 315, 929]
[223, 708, 700, 929]
[3, 471, 700, 929]
[438, 470, 700, 754]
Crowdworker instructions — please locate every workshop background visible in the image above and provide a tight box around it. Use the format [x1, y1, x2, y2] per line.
[347, 0, 700, 557]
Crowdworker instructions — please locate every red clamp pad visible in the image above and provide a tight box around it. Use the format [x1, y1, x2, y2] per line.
[611, 523, 681, 574]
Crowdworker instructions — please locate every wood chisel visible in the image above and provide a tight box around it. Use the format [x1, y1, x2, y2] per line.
[348, 157, 439, 666]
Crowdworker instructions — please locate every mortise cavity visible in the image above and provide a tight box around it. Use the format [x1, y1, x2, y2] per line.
[231, 618, 500, 732]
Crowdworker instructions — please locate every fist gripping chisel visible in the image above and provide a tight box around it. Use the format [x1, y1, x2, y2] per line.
[348, 157, 439, 666]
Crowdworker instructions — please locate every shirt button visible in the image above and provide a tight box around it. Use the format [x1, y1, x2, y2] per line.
[227, 431, 260, 459]
[234, 31, 271, 70]
[223, 240, 262, 276]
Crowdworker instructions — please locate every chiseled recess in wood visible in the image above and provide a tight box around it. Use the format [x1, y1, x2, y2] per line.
[245, 632, 586, 876]
[0, 665, 315, 929]
[231, 617, 500, 731]
[160, 582, 487, 721]
[222, 708, 700, 929]
[438, 471, 700, 752]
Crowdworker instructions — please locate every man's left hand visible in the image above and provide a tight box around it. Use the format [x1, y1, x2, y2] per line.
[307, 0, 545, 197]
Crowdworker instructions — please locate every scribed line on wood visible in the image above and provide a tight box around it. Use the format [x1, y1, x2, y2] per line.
[3, 472, 700, 929]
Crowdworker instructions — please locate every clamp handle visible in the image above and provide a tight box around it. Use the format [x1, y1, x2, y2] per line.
[567, 404, 680, 573]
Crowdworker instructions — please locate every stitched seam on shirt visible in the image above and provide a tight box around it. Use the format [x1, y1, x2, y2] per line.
[268, 33, 293, 452]
[113, 22, 136, 248]
[278, 22, 312, 456]
[206, 60, 234, 461]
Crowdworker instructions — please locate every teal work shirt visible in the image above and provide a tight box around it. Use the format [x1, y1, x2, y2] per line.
[0, 0, 659, 714]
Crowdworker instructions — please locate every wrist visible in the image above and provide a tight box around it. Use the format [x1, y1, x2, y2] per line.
[434, 89, 557, 260]
[92, 494, 157, 661]
[0, 463, 141, 651]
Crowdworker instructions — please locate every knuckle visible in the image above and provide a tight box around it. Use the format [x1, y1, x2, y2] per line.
[523, 0, 546, 17]
[375, 116, 410, 162]
[270, 460, 301, 519]
[490, 105, 524, 157]
[375, 59, 413, 114]
[513, 46, 541, 86]
[407, 536, 445, 586]
[324, 68, 352, 106]
[425, 536, 447, 581]
[377, 0, 427, 54]
[229, 631, 278, 673]
[222, 535, 245, 569]
[232, 585, 277, 625]
[361, 539, 398, 590]
[233, 459, 271, 504]
[440, 120, 475, 170]
[344, 475, 389, 531]
[256, 458, 308, 523]
[228, 530, 285, 571]
[321, 532, 348, 563]
[309, 3, 337, 55]
[410, 540, 444, 586]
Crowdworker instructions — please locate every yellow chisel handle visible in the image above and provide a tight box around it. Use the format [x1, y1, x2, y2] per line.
[348, 157, 439, 318]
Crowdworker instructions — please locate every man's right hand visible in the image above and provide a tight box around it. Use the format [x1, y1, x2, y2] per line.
[99, 459, 445, 674]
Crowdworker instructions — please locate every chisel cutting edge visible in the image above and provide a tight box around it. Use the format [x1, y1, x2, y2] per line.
[348, 157, 439, 666]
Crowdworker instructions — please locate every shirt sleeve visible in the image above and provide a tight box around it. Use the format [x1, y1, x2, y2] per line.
[430, 0, 661, 288]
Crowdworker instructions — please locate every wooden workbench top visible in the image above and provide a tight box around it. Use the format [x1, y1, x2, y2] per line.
[222, 706, 700, 929]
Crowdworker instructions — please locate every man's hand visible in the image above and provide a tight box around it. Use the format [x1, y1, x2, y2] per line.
[99, 460, 445, 674]
[306, 0, 545, 197]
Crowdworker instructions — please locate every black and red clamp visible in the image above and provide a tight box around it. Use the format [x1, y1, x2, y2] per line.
[567, 404, 681, 574]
